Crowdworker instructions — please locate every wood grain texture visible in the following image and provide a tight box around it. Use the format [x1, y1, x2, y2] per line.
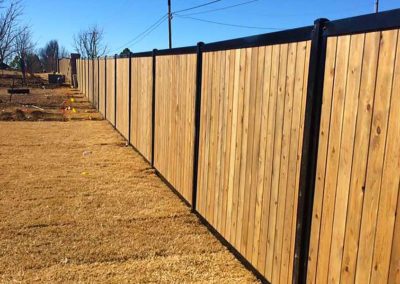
[130, 57, 153, 162]
[116, 58, 130, 139]
[76, 59, 81, 92]
[154, 54, 197, 204]
[197, 41, 311, 283]
[309, 29, 400, 284]
[58, 58, 71, 84]
[93, 59, 99, 108]
[98, 59, 106, 116]
[79, 59, 83, 93]
[88, 60, 94, 103]
[106, 58, 115, 126]
[79, 59, 85, 96]
[87, 60, 90, 99]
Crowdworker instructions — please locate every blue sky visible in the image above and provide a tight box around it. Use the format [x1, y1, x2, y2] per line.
[23, 0, 399, 56]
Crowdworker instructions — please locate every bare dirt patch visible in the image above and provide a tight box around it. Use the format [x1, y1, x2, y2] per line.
[0, 72, 101, 122]
[0, 121, 258, 281]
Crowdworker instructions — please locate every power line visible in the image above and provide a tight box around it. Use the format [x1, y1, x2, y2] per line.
[110, 13, 168, 54]
[173, 0, 222, 14]
[126, 17, 168, 48]
[110, 0, 223, 53]
[110, 0, 274, 53]
[176, 0, 259, 16]
[175, 15, 280, 30]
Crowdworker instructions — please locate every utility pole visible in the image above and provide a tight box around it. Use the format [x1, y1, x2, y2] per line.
[375, 0, 379, 13]
[168, 0, 172, 48]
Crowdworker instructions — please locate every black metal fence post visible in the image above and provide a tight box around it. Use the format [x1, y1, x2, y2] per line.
[114, 54, 117, 128]
[151, 49, 157, 167]
[191, 42, 204, 212]
[293, 18, 329, 284]
[105, 56, 107, 120]
[128, 53, 132, 145]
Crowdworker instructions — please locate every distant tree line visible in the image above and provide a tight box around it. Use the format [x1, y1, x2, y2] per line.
[0, 0, 111, 81]
[0, 0, 70, 84]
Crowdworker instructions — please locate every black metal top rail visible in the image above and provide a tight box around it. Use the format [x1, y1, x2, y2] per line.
[156, 45, 197, 56]
[76, 8, 400, 60]
[324, 8, 400, 37]
[202, 25, 314, 52]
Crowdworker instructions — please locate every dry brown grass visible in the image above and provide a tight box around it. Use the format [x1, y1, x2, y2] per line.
[0, 102, 258, 281]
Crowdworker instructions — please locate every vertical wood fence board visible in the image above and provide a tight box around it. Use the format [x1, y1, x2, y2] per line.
[76, 59, 80, 90]
[309, 28, 400, 284]
[196, 40, 311, 283]
[154, 54, 197, 204]
[371, 31, 400, 283]
[116, 58, 130, 139]
[59, 58, 71, 84]
[106, 58, 116, 126]
[99, 59, 106, 116]
[94, 59, 99, 108]
[88, 60, 93, 103]
[130, 57, 153, 162]
[84, 60, 87, 97]
[306, 36, 338, 284]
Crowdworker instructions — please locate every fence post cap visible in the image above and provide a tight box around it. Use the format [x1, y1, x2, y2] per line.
[314, 18, 329, 25]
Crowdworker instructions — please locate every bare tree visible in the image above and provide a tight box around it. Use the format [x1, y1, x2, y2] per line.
[73, 25, 107, 59]
[39, 40, 70, 72]
[39, 40, 58, 72]
[59, 46, 69, 58]
[15, 26, 34, 84]
[26, 52, 41, 74]
[0, 0, 23, 65]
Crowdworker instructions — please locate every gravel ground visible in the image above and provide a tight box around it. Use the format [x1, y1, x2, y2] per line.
[0, 104, 257, 282]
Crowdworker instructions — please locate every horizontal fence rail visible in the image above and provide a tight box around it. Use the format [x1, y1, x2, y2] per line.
[75, 8, 400, 284]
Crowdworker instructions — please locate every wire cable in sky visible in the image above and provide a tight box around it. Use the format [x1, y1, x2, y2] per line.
[110, 13, 168, 54]
[111, 1, 224, 53]
[173, 0, 222, 14]
[126, 17, 168, 48]
[176, 0, 259, 16]
[175, 15, 280, 30]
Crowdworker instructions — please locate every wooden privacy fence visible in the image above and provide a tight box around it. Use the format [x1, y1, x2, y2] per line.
[58, 58, 71, 83]
[59, 54, 80, 86]
[75, 9, 400, 284]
